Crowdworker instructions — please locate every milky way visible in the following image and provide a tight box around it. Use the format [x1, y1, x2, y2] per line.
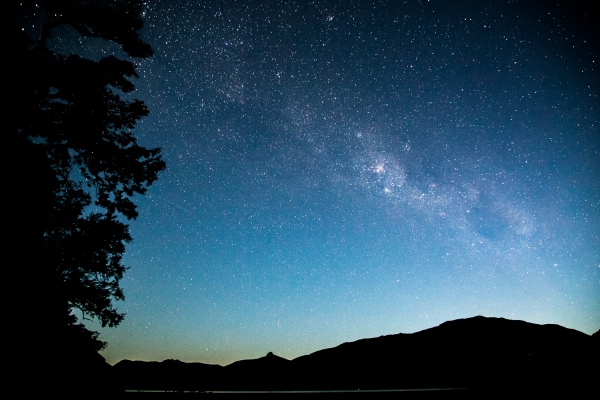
[68, 0, 600, 365]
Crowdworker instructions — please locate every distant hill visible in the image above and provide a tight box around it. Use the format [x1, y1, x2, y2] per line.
[114, 359, 223, 391]
[290, 315, 594, 390]
[113, 316, 597, 391]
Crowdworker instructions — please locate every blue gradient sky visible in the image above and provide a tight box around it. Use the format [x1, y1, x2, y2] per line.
[72, 0, 598, 365]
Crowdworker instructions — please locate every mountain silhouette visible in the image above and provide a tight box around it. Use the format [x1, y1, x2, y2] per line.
[224, 351, 293, 390]
[114, 359, 223, 391]
[113, 316, 597, 392]
[291, 315, 594, 390]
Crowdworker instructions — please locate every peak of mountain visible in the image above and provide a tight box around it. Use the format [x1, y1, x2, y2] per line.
[225, 351, 290, 369]
[225, 352, 290, 373]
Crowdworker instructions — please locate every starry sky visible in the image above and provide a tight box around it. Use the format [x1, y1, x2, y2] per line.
[70, 0, 598, 365]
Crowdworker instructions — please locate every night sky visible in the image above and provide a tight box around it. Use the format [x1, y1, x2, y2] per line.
[65, 0, 598, 365]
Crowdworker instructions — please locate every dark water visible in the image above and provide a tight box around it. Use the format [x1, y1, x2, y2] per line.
[127, 388, 466, 393]
[121, 388, 481, 398]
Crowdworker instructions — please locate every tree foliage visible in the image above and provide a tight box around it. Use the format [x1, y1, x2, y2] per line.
[4, 0, 164, 351]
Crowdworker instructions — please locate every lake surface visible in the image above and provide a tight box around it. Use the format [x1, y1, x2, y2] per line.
[122, 387, 481, 398]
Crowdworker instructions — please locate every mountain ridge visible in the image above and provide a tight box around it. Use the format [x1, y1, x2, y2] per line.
[113, 315, 597, 391]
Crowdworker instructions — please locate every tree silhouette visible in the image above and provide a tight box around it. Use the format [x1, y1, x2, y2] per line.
[4, 1, 164, 389]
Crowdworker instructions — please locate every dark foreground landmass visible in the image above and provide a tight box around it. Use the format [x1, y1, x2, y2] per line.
[108, 316, 598, 394]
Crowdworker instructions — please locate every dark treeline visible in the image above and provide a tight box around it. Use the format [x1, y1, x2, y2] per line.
[4, 1, 163, 394]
